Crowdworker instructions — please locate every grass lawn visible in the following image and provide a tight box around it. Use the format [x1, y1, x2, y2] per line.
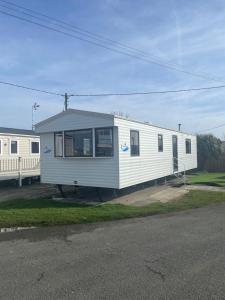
[0, 190, 225, 228]
[188, 172, 225, 187]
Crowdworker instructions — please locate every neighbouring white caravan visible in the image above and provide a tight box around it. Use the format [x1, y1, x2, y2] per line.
[36, 109, 197, 189]
[0, 127, 40, 182]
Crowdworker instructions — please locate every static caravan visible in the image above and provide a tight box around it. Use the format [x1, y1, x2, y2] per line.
[0, 127, 40, 182]
[36, 109, 197, 189]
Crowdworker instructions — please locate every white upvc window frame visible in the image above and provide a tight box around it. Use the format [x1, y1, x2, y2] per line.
[0, 139, 3, 156]
[10, 139, 19, 155]
[30, 139, 40, 155]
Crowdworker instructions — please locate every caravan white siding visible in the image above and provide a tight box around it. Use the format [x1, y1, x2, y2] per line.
[0, 134, 39, 158]
[37, 110, 114, 133]
[115, 118, 197, 189]
[38, 112, 119, 188]
[36, 109, 197, 189]
[0, 133, 40, 181]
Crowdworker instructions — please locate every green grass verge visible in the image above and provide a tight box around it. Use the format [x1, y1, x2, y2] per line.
[188, 172, 225, 187]
[0, 190, 225, 228]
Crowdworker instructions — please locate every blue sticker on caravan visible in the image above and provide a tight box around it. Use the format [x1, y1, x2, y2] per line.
[44, 146, 52, 154]
[121, 144, 129, 152]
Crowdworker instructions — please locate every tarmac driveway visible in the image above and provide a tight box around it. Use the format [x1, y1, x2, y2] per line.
[0, 204, 225, 299]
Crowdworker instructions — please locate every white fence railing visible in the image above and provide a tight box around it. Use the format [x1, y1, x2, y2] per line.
[0, 157, 40, 186]
[0, 157, 40, 173]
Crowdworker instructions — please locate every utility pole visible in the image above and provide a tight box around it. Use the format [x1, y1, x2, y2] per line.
[64, 93, 69, 111]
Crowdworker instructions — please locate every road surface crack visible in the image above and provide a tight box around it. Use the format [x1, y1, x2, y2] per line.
[144, 259, 165, 282]
[37, 272, 44, 282]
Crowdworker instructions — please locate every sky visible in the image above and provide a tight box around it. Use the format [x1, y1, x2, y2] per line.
[0, 0, 225, 137]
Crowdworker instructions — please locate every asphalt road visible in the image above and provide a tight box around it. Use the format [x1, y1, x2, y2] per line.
[0, 205, 225, 300]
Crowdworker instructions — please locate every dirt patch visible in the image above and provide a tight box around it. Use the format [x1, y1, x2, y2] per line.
[0, 183, 57, 202]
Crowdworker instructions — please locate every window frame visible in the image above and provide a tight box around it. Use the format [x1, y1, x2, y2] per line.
[54, 132, 63, 158]
[185, 138, 192, 154]
[130, 130, 140, 157]
[95, 127, 114, 157]
[64, 128, 93, 158]
[10, 139, 19, 155]
[0, 139, 2, 156]
[158, 134, 163, 152]
[30, 140, 40, 155]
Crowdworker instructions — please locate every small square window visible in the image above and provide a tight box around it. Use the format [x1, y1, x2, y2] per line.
[11, 140, 18, 154]
[31, 141, 39, 154]
[130, 130, 140, 156]
[186, 139, 191, 154]
[158, 134, 163, 152]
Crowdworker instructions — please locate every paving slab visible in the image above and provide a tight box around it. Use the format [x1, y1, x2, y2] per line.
[108, 185, 189, 206]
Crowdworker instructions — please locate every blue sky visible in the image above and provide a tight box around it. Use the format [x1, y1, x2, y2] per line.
[0, 0, 225, 137]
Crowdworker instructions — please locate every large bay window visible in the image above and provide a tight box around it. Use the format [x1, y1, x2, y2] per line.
[64, 129, 93, 157]
[95, 127, 113, 157]
[54, 127, 114, 158]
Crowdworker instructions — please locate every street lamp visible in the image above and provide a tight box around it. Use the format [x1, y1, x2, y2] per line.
[32, 102, 40, 131]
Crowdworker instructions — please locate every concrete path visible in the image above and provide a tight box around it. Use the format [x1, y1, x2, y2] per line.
[1, 204, 225, 299]
[109, 185, 189, 206]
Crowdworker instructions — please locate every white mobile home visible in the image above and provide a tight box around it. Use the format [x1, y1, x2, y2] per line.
[0, 127, 40, 182]
[36, 109, 197, 189]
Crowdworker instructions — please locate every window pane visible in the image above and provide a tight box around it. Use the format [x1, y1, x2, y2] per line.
[95, 128, 113, 157]
[186, 139, 191, 154]
[11, 141, 18, 154]
[130, 130, 139, 156]
[158, 134, 163, 152]
[65, 129, 93, 157]
[31, 142, 39, 154]
[55, 133, 63, 157]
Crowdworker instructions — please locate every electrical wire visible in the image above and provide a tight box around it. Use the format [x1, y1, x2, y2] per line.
[198, 123, 225, 133]
[0, 80, 63, 96]
[0, 5, 225, 83]
[2, 79, 225, 97]
[72, 84, 225, 96]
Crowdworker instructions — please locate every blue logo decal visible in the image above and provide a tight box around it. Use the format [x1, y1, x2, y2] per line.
[121, 143, 129, 152]
[44, 146, 52, 154]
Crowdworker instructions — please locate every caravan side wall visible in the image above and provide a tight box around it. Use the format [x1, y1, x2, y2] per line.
[115, 118, 197, 189]
[0, 134, 40, 158]
[39, 113, 120, 188]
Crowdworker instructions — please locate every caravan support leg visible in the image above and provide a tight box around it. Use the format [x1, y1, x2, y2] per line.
[96, 187, 102, 202]
[57, 184, 65, 198]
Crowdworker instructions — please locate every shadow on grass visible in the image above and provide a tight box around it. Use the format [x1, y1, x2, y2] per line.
[190, 181, 223, 187]
[0, 198, 91, 210]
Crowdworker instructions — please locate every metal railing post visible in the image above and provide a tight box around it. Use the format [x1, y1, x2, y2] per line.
[18, 156, 22, 188]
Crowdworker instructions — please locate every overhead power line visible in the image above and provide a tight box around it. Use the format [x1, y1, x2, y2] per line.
[0, 80, 63, 96]
[71, 84, 225, 97]
[2, 79, 225, 97]
[0, 3, 225, 84]
[198, 123, 225, 133]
